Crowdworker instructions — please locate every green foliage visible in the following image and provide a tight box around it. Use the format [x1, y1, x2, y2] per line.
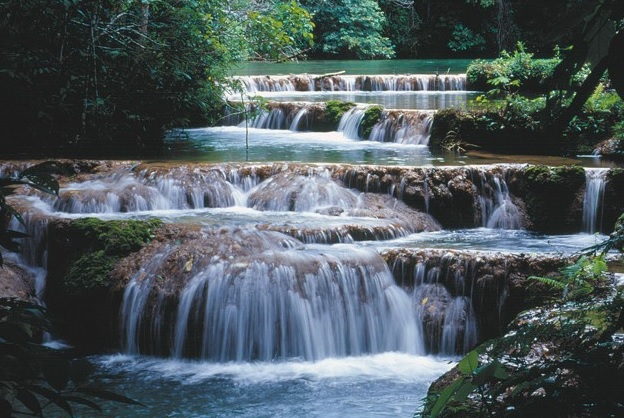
[447, 24, 486, 53]
[304, 0, 395, 59]
[324, 100, 357, 126]
[0, 297, 143, 416]
[62, 218, 162, 296]
[360, 105, 384, 139]
[530, 255, 609, 302]
[420, 350, 508, 418]
[420, 251, 623, 417]
[0, 0, 243, 154]
[246, 1, 315, 61]
[467, 44, 562, 92]
[0, 162, 62, 266]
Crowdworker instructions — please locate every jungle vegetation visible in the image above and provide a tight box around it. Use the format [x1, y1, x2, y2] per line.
[1, 0, 623, 156]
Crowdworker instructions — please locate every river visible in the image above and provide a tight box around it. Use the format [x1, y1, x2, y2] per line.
[6, 59, 620, 417]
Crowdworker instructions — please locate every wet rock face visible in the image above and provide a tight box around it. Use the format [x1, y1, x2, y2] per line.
[382, 248, 567, 344]
[521, 165, 586, 233]
[0, 260, 35, 300]
[605, 169, 624, 231]
[44, 217, 169, 352]
[423, 283, 624, 417]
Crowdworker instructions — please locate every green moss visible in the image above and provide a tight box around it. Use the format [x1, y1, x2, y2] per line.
[360, 105, 383, 139]
[64, 250, 117, 296]
[62, 218, 162, 296]
[324, 100, 356, 126]
[525, 165, 585, 187]
[71, 217, 162, 256]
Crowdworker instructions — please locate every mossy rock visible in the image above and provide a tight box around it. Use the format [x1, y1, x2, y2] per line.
[59, 218, 162, 297]
[63, 250, 117, 297]
[360, 105, 383, 139]
[324, 100, 356, 127]
[71, 217, 162, 256]
[422, 284, 624, 417]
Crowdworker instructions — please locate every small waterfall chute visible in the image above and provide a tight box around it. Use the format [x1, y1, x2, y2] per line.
[337, 106, 368, 140]
[473, 169, 523, 230]
[368, 110, 435, 145]
[582, 168, 608, 233]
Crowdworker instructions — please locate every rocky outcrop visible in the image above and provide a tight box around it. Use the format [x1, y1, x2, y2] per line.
[381, 249, 566, 348]
[421, 279, 624, 417]
[0, 260, 36, 300]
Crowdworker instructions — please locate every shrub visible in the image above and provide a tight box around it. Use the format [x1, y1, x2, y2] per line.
[466, 44, 561, 92]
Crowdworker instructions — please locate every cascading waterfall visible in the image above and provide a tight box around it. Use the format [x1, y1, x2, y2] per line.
[407, 256, 479, 355]
[289, 108, 309, 131]
[582, 168, 608, 233]
[472, 168, 523, 229]
[230, 74, 467, 94]
[368, 110, 434, 145]
[337, 106, 368, 139]
[119, 230, 425, 361]
[223, 102, 321, 132]
[10, 161, 601, 373]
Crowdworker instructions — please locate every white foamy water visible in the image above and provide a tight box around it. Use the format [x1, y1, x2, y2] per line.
[87, 353, 455, 417]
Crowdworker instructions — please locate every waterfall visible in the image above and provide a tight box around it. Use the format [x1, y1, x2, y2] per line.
[409, 257, 479, 355]
[473, 169, 522, 229]
[233, 76, 297, 94]
[368, 110, 434, 145]
[120, 247, 177, 355]
[289, 108, 309, 131]
[229, 74, 467, 94]
[582, 168, 608, 233]
[118, 230, 425, 361]
[338, 106, 367, 139]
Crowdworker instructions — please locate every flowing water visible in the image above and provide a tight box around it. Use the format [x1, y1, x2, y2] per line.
[4, 59, 620, 417]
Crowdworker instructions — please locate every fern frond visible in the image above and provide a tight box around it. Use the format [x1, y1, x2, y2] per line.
[528, 276, 566, 289]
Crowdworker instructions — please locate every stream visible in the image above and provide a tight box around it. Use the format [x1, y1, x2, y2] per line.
[5, 59, 620, 417]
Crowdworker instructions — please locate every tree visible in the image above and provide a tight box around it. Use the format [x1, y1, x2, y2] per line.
[303, 0, 396, 59]
[0, 0, 243, 156]
[244, 1, 315, 61]
[543, 0, 624, 135]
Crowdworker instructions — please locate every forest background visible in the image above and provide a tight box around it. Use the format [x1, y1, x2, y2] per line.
[0, 0, 614, 155]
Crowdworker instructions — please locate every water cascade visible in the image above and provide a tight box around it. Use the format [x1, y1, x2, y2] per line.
[339, 164, 526, 230]
[369, 110, 435, 145]
[224, 102, 437, 144]
[582, 168, 609, 233]
[231, 74, 467, 94]
[472, 168, 523, 229]
[337, 106, 368, 139]
[223, 102, 324, 131]
[117, 228, 425, 361]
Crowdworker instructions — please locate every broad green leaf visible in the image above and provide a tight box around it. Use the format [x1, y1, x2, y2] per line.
[458, 350, 479, 375]
[63, 395, 102, 411]
[429, 377, 466, 418]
